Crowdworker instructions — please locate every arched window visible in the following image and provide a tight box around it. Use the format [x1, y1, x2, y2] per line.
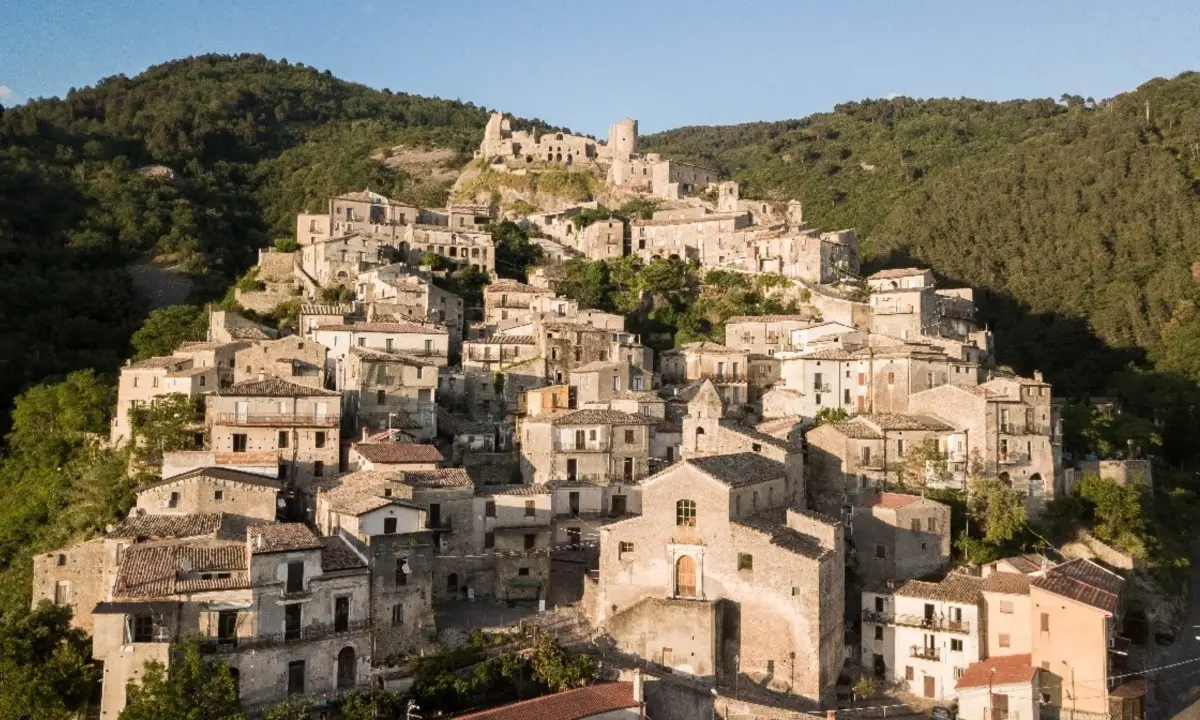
[695, 426, 705, 445]
[556, 153, 562, 162]
[675, 555, 696, 597]
[336, 646, 356, 689]
[556, 133, 564, 141]
[676, 499, 696, 527]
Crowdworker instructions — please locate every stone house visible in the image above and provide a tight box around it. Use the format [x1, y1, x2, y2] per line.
[300, 233, 389, 289]
[907, 375, 1058, 514]
[356, 264, 465, 344]
[111, 356, 216, 445]
[299, 303, 357, 336]
[803, 414, 958, 515]
[207, 377, 342, 485]
[660, 341, 751, 407]
[160, 450, 283, 480]
[520, 408, 659, 485]
[313, 321, 449, 371]
[850, 492, 951, 585]
[132, 466, 282, 521]
[866, 268, 935, 293]
[208, 311, 277, 344]
[745, 228, 859, 284]
[527, 295, 626, 331]
[594, 455, 845, 707]
[348, 441, 443, 472]
[550, 479, 642, 548]
[519, 206, 586, 243]
[629, 211, 751, 263]
[342, 347, 438, 440]
[472, 485, 554, 602]
[569, 360, 653, 406]
[315, 470, 429, 541]
[537, 322, 647, 386]
[724, 314, 818, 356]
[175, 340, 252, 386]
[402, 224, 495, 275]
[482, 279, 555, 329]
[234, 336, 328, 389]
[477, 112, 603, 166]
[861, 572, 984, 701]
[321, 189, 418, 242]
[578, 218, 625, 261]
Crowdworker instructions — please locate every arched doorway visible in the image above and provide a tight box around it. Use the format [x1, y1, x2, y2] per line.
[447, 573, 459, 595]
[336, 646, 355, 689]
[1028, 473, 1044, 500]
[675, 555, 697, 598]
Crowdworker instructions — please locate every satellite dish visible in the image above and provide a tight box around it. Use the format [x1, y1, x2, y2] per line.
[179, 557, 193, 573]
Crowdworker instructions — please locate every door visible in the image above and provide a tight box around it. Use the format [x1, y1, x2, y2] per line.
[568, 491, 580, 515]
[314, 402, 327, 423]
[566, 458, 577, 481]
[337, 646, 356, 689]
[991, 692, 1008, 720]
[217, 610, 238, 646]
[610, 495, 627, 516]
[923, 676, 935, 699]
[235, 401, 248, 423]
[623, 457, 634, 481]
[429, 503, 441, 529]
[675, 555, 697, 597]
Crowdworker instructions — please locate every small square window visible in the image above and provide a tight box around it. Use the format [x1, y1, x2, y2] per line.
[214, 490, 224, 501]
[485, 532, 495, 549]
[517, 567, 530, 577]
[875, 544, 886, 559]
[524, 534, 536, 550]
[950, 639, 963, 652]
[738, 553, 753, 571]
[874, 625, 883, 640]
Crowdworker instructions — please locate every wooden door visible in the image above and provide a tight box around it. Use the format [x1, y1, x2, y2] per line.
[675, 555, 696, 597]
[923, 676, 935, 699]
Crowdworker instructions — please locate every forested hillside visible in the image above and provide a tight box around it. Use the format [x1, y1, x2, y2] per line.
[642, 73, 1200, 458]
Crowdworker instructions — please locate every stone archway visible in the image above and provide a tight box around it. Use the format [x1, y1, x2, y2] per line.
[337, 646, 356, 689]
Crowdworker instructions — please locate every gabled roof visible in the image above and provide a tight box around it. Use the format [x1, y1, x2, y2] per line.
[127, 355, 191, 371]
[217, 376, 339, 397]
[798, 348, 855, 361]
[316, 321, 447, 334]
[687, 453, 788, 488]
[981, 572, 1032, 596]
[475, 484, 552, 497]
[145, 467, 283, 491]
[544, 408, 658, 426]
[484, 279, 553, 295]
[894, 572, 983, 605]
[352, 443, 444, 465]
[300, 303, 355, 315]
[1031, 558, 1124, 614]
[732, 508, 833, 560]
[348, 346, 437, 365]
[320, 535, 367, 572]
[867, 267, 928, 280]
[726, 314, 816, 324]
[109, 512, 224, 540]
[856, 492, 922, 510]
[249, 523, 323, 554]
[570, 360, 626, 374]
[718, 420, 791, 450]
[665, 340, 744, 355]
[956, 655, 1036, 690]
[454, 683, 636, 720]
[114, 542, 249, 598]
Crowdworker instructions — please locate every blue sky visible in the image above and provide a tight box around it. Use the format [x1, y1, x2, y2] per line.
[1, 0, 1197, 135]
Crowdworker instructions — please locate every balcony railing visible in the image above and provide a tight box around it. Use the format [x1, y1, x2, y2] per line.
[813, 383, 832, 393]
[698, 373, 745, 383]
[910, 645, 940, 661]
[858, 457, 885, 470]
[999, 452, 1031, 465]
[202, 619, 369, 653]
[214, 413, 338, 427]
[863, 610, 971, 634]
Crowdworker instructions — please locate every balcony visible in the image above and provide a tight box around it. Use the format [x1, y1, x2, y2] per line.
[910, 645, 940, 661]
[202, 619, 369, 654]
[813, 383, 832, 393]
[425, 517, 453, 533]
[862, 610, 971, 634]
[214, 413, 338, 427]
[858, 457, 885, 470]
[999, 452, 1031, 465]
[698, 373, 745, 384]
[553, 439, 611, 453]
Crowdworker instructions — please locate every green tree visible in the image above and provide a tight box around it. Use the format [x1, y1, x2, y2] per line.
[130, 306, 209, 361]
[119, 637, 242, 720]
[965, 476, 1027, 545]
[260, 699, 308, 720]
[1077, 473, 1148, 553]
[273, 236, 300, 253]
[812, 407, 849, 427]
[319, 285, 351, 304]
[528, 634, 597, 692]
[558, 258, 614, 311]
[894, 437, 953, 490]
[129, 393, 202, 473]
[486, 221, 544, 281]
[0, 601, 99, 720]
[420, 251, 451, 272]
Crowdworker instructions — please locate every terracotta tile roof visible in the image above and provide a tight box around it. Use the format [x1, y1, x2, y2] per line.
[127, 356, 191, 370]
[688, 453, 787, 487]
[666, 340, 744, 355]
[114, 542, 249, 598]
[353, 443, 444, 465]
[1031, 558, 1124, 613]
[320, 535, 367, 572]
[403, 468, 473, 488]
[348, 347, 437, 365]
[300, 303, 355, 315]
[546, 408, 658, 426]
[249, 523, 323, 554]
[488, 334, 536, 345]
[982, 572, 1032, 595]
[176, 341, 247, 352]
[868, 267, 928, 280]
[861, 413, 953, 432]
[217, 377, 339, 397]
[895, 572, 983, 605]
[454, 682, 636, 720]
[996, 554, 1051, 574]
[167, 366, 214, 378]
[570, 360, 626, 374]
[317, 321, 448, 334]
[726, 314, 816, 324]
[732, 508, 834, 560]
[324, 472, 416, 515]
[799, 348, 855, 360]
[485, 279, 553, 295]
[826, 417, 883, 439]
[475, 483, 552, 497]
[718, 420, 792, 450]
[109, 512, 223, 540]
[755, 417, 802, 439]
[956, 654, 1036, 690]
[857, 492, 921, 509]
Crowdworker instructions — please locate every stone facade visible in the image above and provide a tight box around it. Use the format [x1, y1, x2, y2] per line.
[342, 347, 438, 440]
[312, 321, 450, 370]
[234, 336, 328, 389]
[356, 264, 465, 344]
[850, 492, 951, 585]
[403, 225, 495, 275]
[111, 355, 216, 445]
[521, 408, 658, 485]
[300, 233, 390, 288]
[483, 279, 555, 329]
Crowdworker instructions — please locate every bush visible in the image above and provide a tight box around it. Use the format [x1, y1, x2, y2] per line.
[273, 236, 300, 253]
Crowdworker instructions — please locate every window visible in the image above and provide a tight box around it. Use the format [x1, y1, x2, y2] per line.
[357, 337, 366, 347]
[997, 599, 1014, 614]
[214, 490, 224, 501]
[168, 491, 180, 508]
[874, 625, 883, 640]
[199, 375, 206, 387]
[525, 500, 536, 517]
[875, 597, 885, 612]
[911, 519, 921, 532]
[287, 660, 305, 695]
[896, 439, 907, 457]
[383, 517, 397, 534]
[385, 338, 394, 351]
[954, 666, 964, 680]
[927, 518, 938, 532]
[676, 499, 696, 527]
[286, 562, 304, 593]
[517, 567, 530, 577]
[950, 639, 963, 652]
[218, 610, 238, 645]
[54, 581, 70, 605]
[56, 553, 66, 567]
[619, 541, 634, 557]
[484, 532, 495, 549]
[589, 429, 597, 441]
[377, 389, 386, 405]
[232, 434, 248, 453]
[875, 544, 887, 559]
[315, 431, 327, 449]
[524, 533, 536, 550]
[735, 495, 742, 516]
[131, 614, 154, 642]
[313, 461, 324, 477]
[887, 371, 896, 385]
[624, 429, 635, 443]
[395, 558, 408, 585]
[392, 604, 404, 626]
[738, 553, 753, 571]
[1040, 613, 1050, 632]
[485, 501, 496, 518]
[998, 633, 1011, 648]
[278, 431, 288, 448]
[905, 666, 914, 681]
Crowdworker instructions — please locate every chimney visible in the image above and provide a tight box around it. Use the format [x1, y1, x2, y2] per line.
[362, 425, 370, 442]
[1034, 370, 1043, 382]
[632, 669, 644, 703]
[257, 370, 267, 381]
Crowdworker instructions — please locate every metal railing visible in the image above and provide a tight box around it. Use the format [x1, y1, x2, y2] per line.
[202, 619, 369, 653]
[909, 645, 940, 661]
[214, 413, 338, 427]
[999, 452, 1032, 465]
[813, 383, 832, 393]
[698, 373, 745, 383]
[863, 610, 971, 634]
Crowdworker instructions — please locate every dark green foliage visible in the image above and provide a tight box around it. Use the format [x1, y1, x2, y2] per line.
[487, 221, 544, 281]
[0, 602, 98, 719]
[319, 285, 352, 304]
[571, 205, 614, 230]
[119, 637, 242, 720]
[812, 407, 849, 426]
[129, 393, 203, 474]
[129, 305, 209, 361]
